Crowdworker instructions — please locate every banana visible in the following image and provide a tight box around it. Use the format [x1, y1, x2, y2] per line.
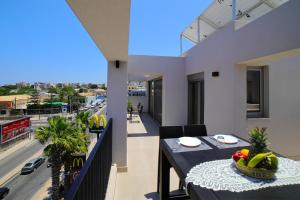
[237, 158, 246, 166]
[268, 154, 278, 170]
[247, 152, 272, 168]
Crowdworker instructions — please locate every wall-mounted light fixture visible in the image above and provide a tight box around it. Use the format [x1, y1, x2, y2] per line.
[115, 60, 120, 68]
[212, 71, 219, 77]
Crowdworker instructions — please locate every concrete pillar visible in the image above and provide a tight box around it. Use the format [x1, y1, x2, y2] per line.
[107, 61, 127, 170]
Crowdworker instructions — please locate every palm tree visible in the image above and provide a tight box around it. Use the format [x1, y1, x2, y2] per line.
[76, 111, 90, 132]
[35, 116, 88, 200]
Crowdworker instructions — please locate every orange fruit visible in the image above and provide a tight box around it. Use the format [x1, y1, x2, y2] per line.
[240, 149, 249, 156]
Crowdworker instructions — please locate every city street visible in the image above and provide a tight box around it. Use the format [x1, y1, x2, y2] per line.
[5, 161, 50, 200]
[0, 103, 106, 199]
[0, 139, 48, 200]
[0, 140, 43, 180]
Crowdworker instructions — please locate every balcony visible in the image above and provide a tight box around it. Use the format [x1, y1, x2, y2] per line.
[65, 0, 300, 199]
[66, 113, 182, 200]
[112, 114, 180, 200]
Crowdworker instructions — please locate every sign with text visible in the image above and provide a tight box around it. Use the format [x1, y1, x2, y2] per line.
[70, 153, 86, 184]
[1, 117, 30, 144]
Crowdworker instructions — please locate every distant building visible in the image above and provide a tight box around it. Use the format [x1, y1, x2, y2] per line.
[37, 92, 59, 103]
[16, 82, 31, 88]
[88, 88, 106, 96]
[0, 95, 32, 116]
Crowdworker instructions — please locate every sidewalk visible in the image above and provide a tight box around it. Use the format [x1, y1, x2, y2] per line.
[87, 135, 98, 156]
[0, 137, 37, 161]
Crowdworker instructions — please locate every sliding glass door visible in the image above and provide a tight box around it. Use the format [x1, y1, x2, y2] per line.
[188, 73, 204, 125]
[148, 78, 162, 124]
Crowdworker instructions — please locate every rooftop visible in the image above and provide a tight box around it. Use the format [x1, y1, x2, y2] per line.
[181, 0, 289, 44]
[0, 94, 32, 101]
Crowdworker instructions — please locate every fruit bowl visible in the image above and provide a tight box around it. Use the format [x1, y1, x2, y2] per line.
[234, 160, 277, 180]
[232, 127, 279, 179]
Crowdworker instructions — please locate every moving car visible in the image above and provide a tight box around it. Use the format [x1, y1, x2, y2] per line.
[0, 187, 9, 199]
[21, 157, 45, 174]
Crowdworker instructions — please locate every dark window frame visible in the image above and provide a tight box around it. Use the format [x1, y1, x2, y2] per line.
[247, 68, 264, 118]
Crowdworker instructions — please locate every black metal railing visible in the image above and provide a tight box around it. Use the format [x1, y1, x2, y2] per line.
[66, 119, 113, 200]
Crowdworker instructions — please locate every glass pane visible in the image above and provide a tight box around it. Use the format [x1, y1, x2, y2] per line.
[247, 70, 261, 112]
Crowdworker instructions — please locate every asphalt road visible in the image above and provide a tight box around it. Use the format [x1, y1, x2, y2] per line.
[0, 141, 44, 180]
[4, 161, 50, 200]
[0, 105, 107, 199]
[96, 104, 106, 116]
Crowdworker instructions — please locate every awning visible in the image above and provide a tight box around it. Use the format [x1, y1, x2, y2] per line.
[181, 0, 289, 44]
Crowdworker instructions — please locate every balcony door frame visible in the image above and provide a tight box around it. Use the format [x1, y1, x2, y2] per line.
[188, 72, 205, 125]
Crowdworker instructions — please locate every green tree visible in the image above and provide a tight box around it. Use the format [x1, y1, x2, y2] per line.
[48, 86, 58, 94]
[88, 83, 98, 89]
[35, 116, 88, 200]
[76, 111, 90, 132]
[0, 87, 10, 95]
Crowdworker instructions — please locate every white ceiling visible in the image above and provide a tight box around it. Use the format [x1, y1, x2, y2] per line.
[67, 0, 131, 61]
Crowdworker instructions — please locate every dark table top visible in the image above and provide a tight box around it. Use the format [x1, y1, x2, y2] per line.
[160, 137, 300, 200]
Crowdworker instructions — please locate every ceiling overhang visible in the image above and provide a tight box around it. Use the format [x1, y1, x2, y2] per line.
[67, 0, 131, 61]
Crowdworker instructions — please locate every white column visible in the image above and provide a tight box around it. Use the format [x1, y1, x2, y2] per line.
[107, 61, 128, 169]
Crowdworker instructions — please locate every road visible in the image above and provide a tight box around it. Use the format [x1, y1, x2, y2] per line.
[0, 140, 49, 200]
[0, 104, 107, 199]
[96, 104, 106, 116]
[5, 162, 50, 200]
[0, 141, 44, 179]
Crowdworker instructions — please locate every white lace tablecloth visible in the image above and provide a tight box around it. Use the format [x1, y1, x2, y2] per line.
[185, 157, 300, 192]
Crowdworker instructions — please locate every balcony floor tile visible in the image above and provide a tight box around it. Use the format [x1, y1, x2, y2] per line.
[113, 114, 180, 200]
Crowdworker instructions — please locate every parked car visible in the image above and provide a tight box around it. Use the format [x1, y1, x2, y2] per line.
[0, 187, 9, 199]
[21, 157, 45, 174]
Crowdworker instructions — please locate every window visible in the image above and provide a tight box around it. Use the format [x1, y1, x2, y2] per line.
[247, 68, 266, 118]
[0, 110, 6, 115]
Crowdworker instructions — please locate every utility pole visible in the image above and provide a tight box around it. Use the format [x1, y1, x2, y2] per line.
[69, 96, 72, 114]
[50, 94, 53, 116]
[38, 98, 40, 120]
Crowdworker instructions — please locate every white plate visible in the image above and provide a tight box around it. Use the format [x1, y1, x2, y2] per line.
[213, 134, 238, 144]
[178, 137, 201, 147]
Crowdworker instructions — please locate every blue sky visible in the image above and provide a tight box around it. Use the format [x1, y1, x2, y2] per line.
[0, 0, 212, 85]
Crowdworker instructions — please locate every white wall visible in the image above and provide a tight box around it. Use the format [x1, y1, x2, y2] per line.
[184, 0, 300, 156]
[246, 56, 300, 156]
[126, 1, 300, 157]
[128, 55, 187, 126]
[128, 95, 148, 113]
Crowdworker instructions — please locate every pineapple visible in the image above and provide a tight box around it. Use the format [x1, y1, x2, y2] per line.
[249, 127, 268, 155]
[248, 127, 272, 169]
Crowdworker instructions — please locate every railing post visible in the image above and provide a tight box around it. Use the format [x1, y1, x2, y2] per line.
[197, 17, 201, 43]
[232, 0, 236, 21]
